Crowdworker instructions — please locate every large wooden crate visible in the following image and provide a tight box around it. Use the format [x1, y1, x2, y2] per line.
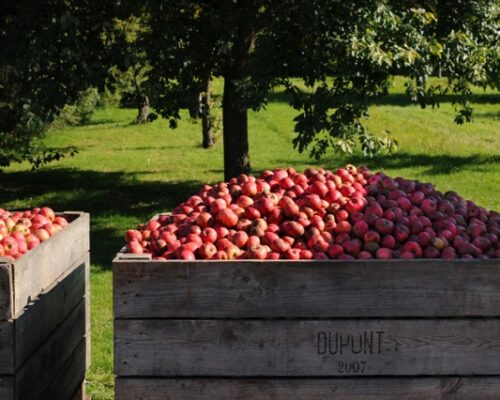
[114, 255, 500, 399]
[0, 212, 90, 400]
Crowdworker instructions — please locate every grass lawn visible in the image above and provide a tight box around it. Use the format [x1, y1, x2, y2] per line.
[1, 77, 499, 399]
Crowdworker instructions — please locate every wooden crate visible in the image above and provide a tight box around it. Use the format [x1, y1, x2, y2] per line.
[114, 255, 500, 399]
[0, 212, 90, 400]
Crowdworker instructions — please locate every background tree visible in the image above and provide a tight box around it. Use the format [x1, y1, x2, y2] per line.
[142, 0, 499, 180]
[186, 77, 216, 149]
[106, 15, 153, 124]
[431, 0, 500, 123]
[0, 0, 115, 169]
[2, 0, 497, 175]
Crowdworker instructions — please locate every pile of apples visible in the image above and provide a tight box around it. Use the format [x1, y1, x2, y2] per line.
[0, 207, 69, 260]
[124, 166, 500, 260]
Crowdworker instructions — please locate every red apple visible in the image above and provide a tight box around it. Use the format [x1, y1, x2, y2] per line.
[247, 244, 268, 260]
[402, 241, 423, 258]
[127, 240, 143, 254]
[236, 195, 254, 208]
[375, 218, 394, 235]
[381, 235, 396, 249]
[40, 207, 56, 221]
[216, 208, 238, 228]
[281, 221, 305, 238]
[232, 231, 249, 248]
[35, 228, 50, 242]
[376, 248, 393, 259]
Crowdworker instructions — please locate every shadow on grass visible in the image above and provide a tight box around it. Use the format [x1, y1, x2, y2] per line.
[0, 169, 202, 271]
[276, 152, 500, 176]
[209, 151, 500, 178]
[367, 93, 500, 107]
[267, 91, 500, 107]
[475, 111, 500, 120]
[83, 118, 118, 126]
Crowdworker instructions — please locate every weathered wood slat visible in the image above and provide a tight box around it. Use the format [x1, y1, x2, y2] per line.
[84, 254, 91, 371]
[16, 256, 87, 373]
[70, 384, 90, 400]
[0, 255, 87, 375]
[0, 212, 90, 320]
[0, 376, 14, 398]
[113, 259, 500, 319]
[0, 319, 14, 375]
[115, 319, 500, 377]
[12, 212, 89, 320]
[115, 377, 500, 400]
[0, 263, 13, 320]
[15, 299, 86, 400]
[39, 339, 86, 400]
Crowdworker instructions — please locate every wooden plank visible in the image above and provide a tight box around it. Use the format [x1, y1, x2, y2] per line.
[39, 339, 86, 400]
[113, 259, 500, 319]
[84, 256, 91, 370]
[0, 261, 13, 321]
[115, 319, 500, 377]
[15, 255, 87, 373]
[15, 299, 86, 400]
[70, 383, 90, 400]
[0, 254, 86, 374]
[115, 377, 500, 400]
[11, 212, 89, 319]
[0, 376, 14, 399]
[0, 317, 14, 375]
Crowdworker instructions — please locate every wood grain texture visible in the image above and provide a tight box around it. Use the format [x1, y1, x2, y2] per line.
[0, 256, 87, 375]
[0, 317, 14, 375]
[115, 319, 500, 377]
[15, 299, 86, 400]
[0, 212, 89, 320]
[39, 339, 86, 400]
[84, 254, 91, 370]
[12, 212, 89, 320]
[14, 256, 87, 373]
[115, 377, 500, 400]
[113, 259, 500, 319]
[70, 383, 90, 400]
[0, 376, 14, 399]
[0, 262, 13, 320]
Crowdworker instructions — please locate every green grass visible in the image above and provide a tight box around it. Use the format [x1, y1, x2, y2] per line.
[0, 77, 499, 399]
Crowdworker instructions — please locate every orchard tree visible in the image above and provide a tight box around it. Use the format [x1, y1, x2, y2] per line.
[142, 0, 498, 180]
[0, 0, 115, 169]
[106, 16, 153, 124]
[144, 1, 283, 179]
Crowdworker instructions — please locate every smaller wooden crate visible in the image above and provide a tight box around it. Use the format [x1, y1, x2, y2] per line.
[0, 212, 90, 400]
[114, 255, 500, 400]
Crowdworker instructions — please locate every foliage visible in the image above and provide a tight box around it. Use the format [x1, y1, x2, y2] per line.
[140, 0, 499, 171]
[0, 0, 115, 169]
[104, 16, 151, 110]
[53, 88, 101, 128]
[0, 106, 76, 169]
[1, 0, 498, 174]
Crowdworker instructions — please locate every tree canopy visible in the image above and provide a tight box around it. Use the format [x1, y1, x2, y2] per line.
[142, 0, 499, 179]
[1, 0, 498, 177]
[0, 0, 115, 168]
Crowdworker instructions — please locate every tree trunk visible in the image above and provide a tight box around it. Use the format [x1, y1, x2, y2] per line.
[201, 77, 214, 148]
[136, 95, 150, 123]
[133, 70, 150, 124]
[188, 93, 201, 119]
[223, 73, 250, 181]
[222, 22, 255, 180]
